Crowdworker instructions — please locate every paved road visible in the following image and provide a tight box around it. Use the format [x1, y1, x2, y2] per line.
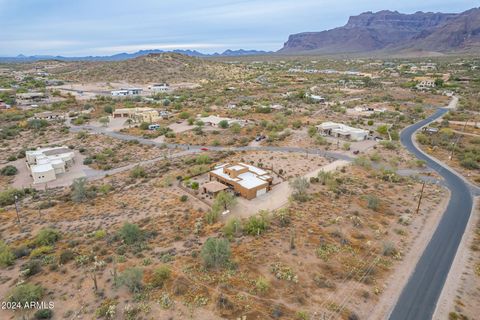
[389, 107, 476, 320]
[70, 123, 354, 162]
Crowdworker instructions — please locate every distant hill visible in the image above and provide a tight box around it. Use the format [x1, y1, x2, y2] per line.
[0, 49, 272, 63]
[45, 53, 250, 83]
[279, 8, 480, 55]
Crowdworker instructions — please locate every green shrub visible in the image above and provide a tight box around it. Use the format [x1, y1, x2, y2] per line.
[365, 195, 380, 211]
[119, 223, 142, 245]
[118, 267, 143, 293]
[130, 166, 147, 179]
[34, 309, 53, 319]
[0, 240, 15, 267]
[180, 195, 188, 202]
[151, 265, 171, 288]
[30, 246, 53, 258]
[223, 217, 242, 240]
[200, 238, 231, 269]
[8, 283, 43, 304]
[0, 165, 18, 176]
[94, 229, 107, 239]
[244, 211, 269, 236]
[20, 259, 42, 277]
[35, 228, 61, 246]
[59, 250, 74, 264]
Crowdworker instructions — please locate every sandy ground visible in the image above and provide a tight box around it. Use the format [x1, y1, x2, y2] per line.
[433, 197, 480, 320]
[369, 188, 451, 319]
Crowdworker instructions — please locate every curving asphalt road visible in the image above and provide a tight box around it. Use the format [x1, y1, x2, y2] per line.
[389, 107, 476, 320]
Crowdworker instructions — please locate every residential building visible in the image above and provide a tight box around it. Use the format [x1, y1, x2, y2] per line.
[317, 122, 369, 141]
[112, 107, 161, 123]
[208, 163, 274, 200]
[306, 93, 325, 103]
[16, 92, 46, 105]
[0, 100, 10, 110]
[25, 146, 75, 184]
[149, 83, 170, 93]
[111, 88, 143, 97]
[414, 77, 436, 90]
[32, 111, 65, 121]
[199, 115, 246, 127]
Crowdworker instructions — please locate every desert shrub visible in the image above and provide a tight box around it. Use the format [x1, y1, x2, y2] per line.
[382, 241, 397, 256]
[0, 240, 15, 267]
[95, 299, 117, 319]
[0, 188, 28, 206]
[7, 283, 43, 304]
[130, 166, 147, 179]
[34, 309, 53, 319]
[0, 165, 18, 176]
[94, 229, 107, 239]
[200, 238, 231, 269]
[20, 259, 42, 277]
[119, 223, 142, 245]
[59, 250, 74, 264]
[195, 154, 211, 165]
[191, 181, 199, 190]
[30, 246, 53, 258]
[365, 195, 380, 211]
[35, 228, 61, 246]
[71, 177, 95, 203]
[118, 267, 143, 293]
[205, 208, 221, 225]
[380, 141, 397, 150]
[244, 211, 269, 236]
[223, 217, 242, 240]
[150, 265, 171, 288]
[255, 276, 270, 294]
[179, 195, 188, 202]
[290, 177, 310, 202]
[276, 208, 291, 227]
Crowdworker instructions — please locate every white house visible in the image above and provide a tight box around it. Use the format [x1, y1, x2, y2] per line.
[198, 115, 246, 127]
[111, 88, 143, 97]
[25, 146, 75, 184]
[149, 83, 170, 93]
[317, 122, 369, 141]
[416, 80, 436, 90]
[306, 93, 326, 103]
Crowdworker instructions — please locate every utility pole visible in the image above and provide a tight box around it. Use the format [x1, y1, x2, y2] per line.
[449, 119, 468, 160]
[14, 195, 20, 224]
[415, 181, 426, 215]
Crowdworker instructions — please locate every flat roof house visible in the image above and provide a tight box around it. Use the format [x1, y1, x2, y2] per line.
[199, 115, 246, 127]
[111, 88, 143, 97]
[208, 163, 273, 200]
[32, 111, 65, 121]
[25, 146, 75, 184]
[149, 83, 170, 92]
[112, 107, 161, 123]
[317, 122, 369, 141]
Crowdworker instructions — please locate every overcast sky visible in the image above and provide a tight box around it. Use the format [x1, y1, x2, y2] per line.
[0, 0, 477, 56]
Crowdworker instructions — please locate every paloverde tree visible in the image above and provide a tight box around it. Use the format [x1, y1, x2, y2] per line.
[200, 237, 231, 269]
[213, 191, 237, 211]
[289, 177, 310, 202]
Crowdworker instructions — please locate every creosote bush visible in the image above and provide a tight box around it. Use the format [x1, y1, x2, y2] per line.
[200, 237, 231, 269]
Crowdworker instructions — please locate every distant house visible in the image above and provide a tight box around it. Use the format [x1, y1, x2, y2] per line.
[306, 93, 325, 103]
[111, 88, 143, 97]
[16, 92, 46, 105]
[32, 111, 65, 121]
[208, 163, 273, 200]
[347, 106, 386, 116]
[0, 99, 10, 110]
[25, 146, 75, 184]
[414, 77, 436, 90]
[317, 122, 369, 141]
[113, 107, 161, 123]
[149, 83, 170, 93]
[199, 115, 246, 127]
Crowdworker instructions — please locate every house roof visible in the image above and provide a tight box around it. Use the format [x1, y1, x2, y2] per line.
[202, 181, 228, 193]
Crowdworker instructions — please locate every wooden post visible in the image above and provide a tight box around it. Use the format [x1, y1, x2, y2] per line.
[415, 182, 426, 215]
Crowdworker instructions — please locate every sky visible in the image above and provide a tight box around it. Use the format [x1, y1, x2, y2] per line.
[0, 0, 478, 56]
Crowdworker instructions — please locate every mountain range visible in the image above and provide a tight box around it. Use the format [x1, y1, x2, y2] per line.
[280, 8, 480, 55]
[0, 49, 272, 63]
